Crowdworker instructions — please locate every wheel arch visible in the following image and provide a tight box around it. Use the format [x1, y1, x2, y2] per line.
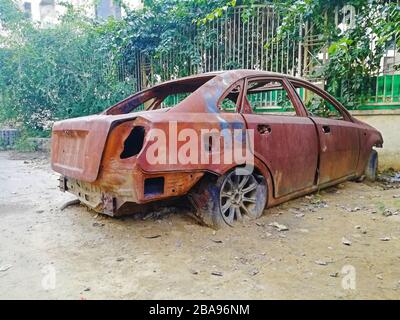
[191, 155, 276, 205]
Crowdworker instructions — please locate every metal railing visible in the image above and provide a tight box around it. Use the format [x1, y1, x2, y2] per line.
[110, 3, 399, 110]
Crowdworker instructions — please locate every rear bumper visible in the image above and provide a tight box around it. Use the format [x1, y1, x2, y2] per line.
[59, 169, 204, 216]
[60, 176, 117, 215]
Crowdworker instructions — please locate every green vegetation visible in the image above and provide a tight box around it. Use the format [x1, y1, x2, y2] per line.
[0, 0, 398, 137]
[14, 135, 38, 152]
[270, 0, 399, 107]
[0, 0, 137, 135]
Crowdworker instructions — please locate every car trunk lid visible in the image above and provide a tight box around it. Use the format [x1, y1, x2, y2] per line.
[51, 111, 160, 182]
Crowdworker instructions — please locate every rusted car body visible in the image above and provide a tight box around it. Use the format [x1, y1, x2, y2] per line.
[51, 70, 383, 228]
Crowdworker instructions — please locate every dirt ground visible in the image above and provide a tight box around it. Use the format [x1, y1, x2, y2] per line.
[0, 151, 399, 300]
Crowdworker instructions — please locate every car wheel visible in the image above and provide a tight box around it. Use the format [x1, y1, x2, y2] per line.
[365, 150, 378, 181]
[189, 169, 267, 229]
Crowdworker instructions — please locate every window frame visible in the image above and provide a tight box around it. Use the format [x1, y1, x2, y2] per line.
[216, 79, 245, 113]
[240, 76, 307, 117]
[289, 80, 353, 122]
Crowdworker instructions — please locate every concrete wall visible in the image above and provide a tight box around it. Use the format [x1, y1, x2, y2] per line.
[352, 109, 400, 171]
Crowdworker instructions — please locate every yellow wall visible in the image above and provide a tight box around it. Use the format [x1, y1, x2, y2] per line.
[352, 110, 400, 171]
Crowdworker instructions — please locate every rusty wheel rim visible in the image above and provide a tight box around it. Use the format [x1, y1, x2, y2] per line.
[219, 171, 259, 226]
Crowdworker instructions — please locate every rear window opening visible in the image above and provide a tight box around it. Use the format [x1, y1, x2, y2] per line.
[144, 177, 165, 196]
[105, 75, 216, 115]
[120, 126, 145, 159]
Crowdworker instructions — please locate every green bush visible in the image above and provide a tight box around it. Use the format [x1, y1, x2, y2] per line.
[0, 0, 136, 135]
[0, 138, 9, 151]
[14, 136, 38, 152]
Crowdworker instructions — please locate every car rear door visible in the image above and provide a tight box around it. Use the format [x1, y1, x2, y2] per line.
[290, 80, 360, 185]
[240, 77, 319, 198]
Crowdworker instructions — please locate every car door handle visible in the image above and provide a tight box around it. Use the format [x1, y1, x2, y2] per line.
[257, 124, 272, 134]
[322, 125, 331, 134]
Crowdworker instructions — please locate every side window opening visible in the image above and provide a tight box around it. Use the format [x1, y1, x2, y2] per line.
[106, 75, 216, 115]
[245, 79, 296, 116]
[294, 84, 344, 120]
[160, 92, 191, 108]
[219, 84, 241, 113]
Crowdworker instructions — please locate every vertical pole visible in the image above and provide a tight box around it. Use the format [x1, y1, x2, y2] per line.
[216, 18, 219, 70]
[271, 8, 274, 72]
[261, 6, 264, 70]
[256, 7, 260, 69]
[233, 7, 237, 65]
[265, 6, 269, 71]
[247, 11, 250, 69]
[242, 8, 245, 68]
[276, 14, 280, 73]
[297, 17, 303, 77]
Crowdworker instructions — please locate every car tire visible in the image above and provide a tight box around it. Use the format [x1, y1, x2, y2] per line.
[365, 150, 378, 182]
[188, 168, 267, 229]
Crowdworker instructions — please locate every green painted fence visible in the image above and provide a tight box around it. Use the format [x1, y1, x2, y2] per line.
[357, 74, 400, 110]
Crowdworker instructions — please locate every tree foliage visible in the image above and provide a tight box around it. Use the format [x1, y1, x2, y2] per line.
[0, 0, 135, 134]
[271, 0, 400, 105]
[0, 0, 398, 136]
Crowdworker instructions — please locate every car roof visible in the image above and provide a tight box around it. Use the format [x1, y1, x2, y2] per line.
[158, 69, 307, 85]
[105, 69, 313, 115]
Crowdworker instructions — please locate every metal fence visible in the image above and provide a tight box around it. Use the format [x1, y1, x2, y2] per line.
[0, 129, 19, 146]
[115, 3, 399, 109]
[141, 4, 303, 87]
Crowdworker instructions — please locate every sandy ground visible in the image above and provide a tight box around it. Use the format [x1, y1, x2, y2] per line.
[0, 151, 399, 300]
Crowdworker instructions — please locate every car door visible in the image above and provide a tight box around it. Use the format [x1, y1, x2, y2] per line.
[290, 80, 360, 185]
[241, 77, 319, 198]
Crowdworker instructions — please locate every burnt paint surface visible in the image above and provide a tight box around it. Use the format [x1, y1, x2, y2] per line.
[51, 70, 383, 216]
[244, 114, 319, 197]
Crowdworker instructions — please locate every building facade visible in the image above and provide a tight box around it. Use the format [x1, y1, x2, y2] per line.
[18, 0, 144, 24]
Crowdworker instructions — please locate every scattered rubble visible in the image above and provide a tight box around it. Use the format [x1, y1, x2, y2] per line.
[0, 264, 12, 272]
[315, 260, 328, 266]
[342, 237, 352, 246]
[269, 222, 289, 232]
[92, 222, 105, 227]
[60, 199, 80, 211]
[378, 171, 400, 189]
[382, 209, 399, 217]
[143, 234, 161, 239]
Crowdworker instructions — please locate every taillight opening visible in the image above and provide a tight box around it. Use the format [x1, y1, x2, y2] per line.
[120, 126, 145, 159]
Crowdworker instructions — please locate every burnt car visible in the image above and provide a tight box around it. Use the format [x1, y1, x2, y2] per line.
[51, 70, 383, 228]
